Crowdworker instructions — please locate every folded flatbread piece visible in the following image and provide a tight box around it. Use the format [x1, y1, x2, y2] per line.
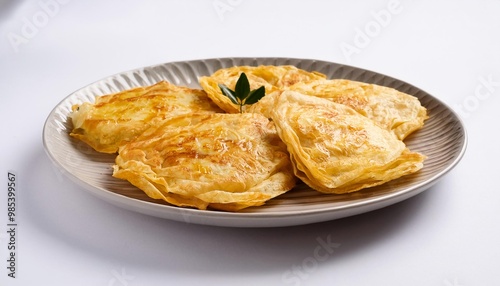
[289, 79, 428, 139]
[70, 81, 223, 153]
[199, 65, 326, 113]
[112, 113, 296, 211]
[270, 90, 426, 194]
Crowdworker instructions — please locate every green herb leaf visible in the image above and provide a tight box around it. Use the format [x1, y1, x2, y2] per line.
[234, 72, 250, 100]
[218, 83, 239, 105]
[218, 72, 266, 113]
[244, 86, 265, 105]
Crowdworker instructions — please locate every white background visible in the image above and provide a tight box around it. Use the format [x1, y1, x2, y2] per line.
[0, 0, 498, 285]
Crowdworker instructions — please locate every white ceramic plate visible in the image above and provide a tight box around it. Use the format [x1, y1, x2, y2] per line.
[43, 57, 467, 227]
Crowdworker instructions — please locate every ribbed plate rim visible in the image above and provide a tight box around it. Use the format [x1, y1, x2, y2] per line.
[42, 57, 467, 227]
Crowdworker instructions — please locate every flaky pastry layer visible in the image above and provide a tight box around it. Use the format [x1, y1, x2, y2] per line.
[112, 113, 296, 211]
[70, 81, 223, 153]
[270, 90, 426, 194]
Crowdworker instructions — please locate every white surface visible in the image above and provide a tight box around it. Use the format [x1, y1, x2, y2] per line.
[0, 0, 497, 285]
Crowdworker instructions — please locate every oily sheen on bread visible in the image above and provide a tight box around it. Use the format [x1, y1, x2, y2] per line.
[70, 81, 223, 153]
[112, 112, 296, 211]
[270, 90, 426, 194]
[289, 79, 428, 139]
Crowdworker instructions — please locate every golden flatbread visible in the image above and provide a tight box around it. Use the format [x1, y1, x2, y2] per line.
[270, 90, 426, 194]
[112, 113, 296, 211]
[199, 65, 326, 113]
[289, 79, 428, 139]
[70, 81, 223, 153]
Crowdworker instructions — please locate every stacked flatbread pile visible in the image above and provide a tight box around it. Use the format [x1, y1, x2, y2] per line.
[70, 65, 427, 211]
